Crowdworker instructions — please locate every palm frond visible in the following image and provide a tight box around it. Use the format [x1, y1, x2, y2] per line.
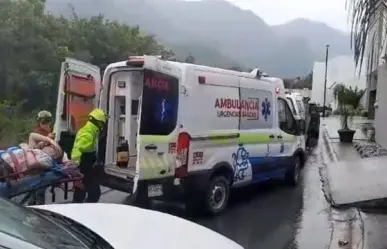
[346, 0, 387, 72]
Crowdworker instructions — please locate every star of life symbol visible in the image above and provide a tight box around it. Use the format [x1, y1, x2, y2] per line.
[261, 98, 271, 121]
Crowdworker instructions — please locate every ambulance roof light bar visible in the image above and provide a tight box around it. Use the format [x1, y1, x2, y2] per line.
[126, 55, 162, 66]
[251, 68, 269, 79]
[250, 68, 263, 79]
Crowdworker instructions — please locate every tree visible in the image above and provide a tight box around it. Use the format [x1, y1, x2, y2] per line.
[283, 78, 293, 88]
[282, 73, 312, 90]
[0, 0, 172, 112]
[185, 53, 195, 63]
[0, 0, 174, 145]
[228, 66, 243, 72]
[346, 0, 386, 71]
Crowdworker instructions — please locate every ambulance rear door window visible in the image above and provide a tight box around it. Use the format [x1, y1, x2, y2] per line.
[139, 69, 179, 135]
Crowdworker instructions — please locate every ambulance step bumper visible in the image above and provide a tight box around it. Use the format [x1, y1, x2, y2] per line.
[99, 172, 134, 194]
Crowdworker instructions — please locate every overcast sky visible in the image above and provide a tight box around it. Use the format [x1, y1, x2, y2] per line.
[224, 0, 350, 32]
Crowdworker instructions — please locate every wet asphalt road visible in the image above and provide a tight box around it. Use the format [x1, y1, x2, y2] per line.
[92, 137, 332, 249]
[193, 139, 331, 249]
[195, 180, 303, 249]
[39, 137, 332, 249]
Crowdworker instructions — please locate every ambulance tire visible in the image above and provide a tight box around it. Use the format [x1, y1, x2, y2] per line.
[203, 175, 230, 215]
[126, 187, 151, 209]
[285, 155, 301, 186]
[134, 198, 151, 209]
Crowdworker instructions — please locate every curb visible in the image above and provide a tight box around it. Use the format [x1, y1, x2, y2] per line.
[320, 126, 336, 206]
[322, 125, 338, 162]
[320, 125, 365, 249]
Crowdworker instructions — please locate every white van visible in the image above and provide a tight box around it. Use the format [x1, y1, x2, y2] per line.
[286, 92, 306, 120]
[54, 56, 306, 215]
[285, 92, 307, 147]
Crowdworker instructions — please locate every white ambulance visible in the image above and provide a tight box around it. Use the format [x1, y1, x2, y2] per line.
[54, 56, 306, 215]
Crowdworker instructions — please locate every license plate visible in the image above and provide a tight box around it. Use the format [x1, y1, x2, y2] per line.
[148, 184, 163, 197]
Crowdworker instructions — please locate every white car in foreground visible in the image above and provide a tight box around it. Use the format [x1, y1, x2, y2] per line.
[0, 198, 243, 249]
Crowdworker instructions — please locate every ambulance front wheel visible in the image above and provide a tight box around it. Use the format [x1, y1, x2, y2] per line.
[285, 155, 302, 186]
[204, 175, 230, 215]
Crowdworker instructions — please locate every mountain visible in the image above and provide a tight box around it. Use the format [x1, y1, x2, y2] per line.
[45, 0, 351, 77]
[272, 18, 351, 61]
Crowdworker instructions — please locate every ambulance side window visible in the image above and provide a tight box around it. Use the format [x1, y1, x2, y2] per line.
[278, 98, 297, 134]
[140, 69, 179, 135]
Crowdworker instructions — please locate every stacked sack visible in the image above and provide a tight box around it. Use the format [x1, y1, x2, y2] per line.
[0, 144, 63, 181]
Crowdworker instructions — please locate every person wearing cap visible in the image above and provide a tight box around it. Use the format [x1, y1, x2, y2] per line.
[28, 110, 54, 205]
[34, 111, 54, 138]
[71, 108, 106, 203]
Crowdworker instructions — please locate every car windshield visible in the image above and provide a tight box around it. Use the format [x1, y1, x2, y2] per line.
[0, 198, 87, 249]
[33, 208, 114, 249]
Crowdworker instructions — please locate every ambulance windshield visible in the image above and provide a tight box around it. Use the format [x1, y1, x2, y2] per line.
[139, 69, 179, 135]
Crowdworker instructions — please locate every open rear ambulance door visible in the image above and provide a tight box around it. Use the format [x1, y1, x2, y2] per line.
[54, 58, 101, 157]
[134, 55, 181, 197]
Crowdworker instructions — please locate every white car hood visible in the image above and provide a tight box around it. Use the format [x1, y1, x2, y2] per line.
[32, 203, 243, 249]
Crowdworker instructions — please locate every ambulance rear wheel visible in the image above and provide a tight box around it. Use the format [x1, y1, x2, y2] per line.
[126, 187, 151, 209]
[204, 175, 230, 215]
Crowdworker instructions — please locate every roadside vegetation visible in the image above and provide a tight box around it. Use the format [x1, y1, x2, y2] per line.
[0, 0, 312, 147]
[0, 0, 173, 146]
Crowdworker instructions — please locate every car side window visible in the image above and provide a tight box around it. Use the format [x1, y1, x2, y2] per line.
[296, 100, 305, 116]
[286, 97, 297, 115]
[278, 98, 297, 134]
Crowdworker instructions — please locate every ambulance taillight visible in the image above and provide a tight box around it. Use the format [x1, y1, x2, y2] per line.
[175, 132, 190, 178]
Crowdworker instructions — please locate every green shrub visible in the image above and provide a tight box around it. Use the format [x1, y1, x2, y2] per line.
[333, 84, 365, 130]
[0, 101, 37, 149]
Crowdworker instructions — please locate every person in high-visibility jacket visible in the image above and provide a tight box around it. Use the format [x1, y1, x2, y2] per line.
[71, 108, 107, 203]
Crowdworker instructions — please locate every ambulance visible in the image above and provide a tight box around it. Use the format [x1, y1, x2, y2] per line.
[54, 56, 306, 215]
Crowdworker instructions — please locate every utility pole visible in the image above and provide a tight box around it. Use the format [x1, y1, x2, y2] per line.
[323, 44, 329, 118]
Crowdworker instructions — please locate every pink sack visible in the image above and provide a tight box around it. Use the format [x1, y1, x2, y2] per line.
[0, 148, 55, 175]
